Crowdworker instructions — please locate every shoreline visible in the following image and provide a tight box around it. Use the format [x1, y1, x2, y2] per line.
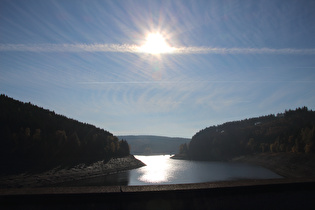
[0, 155, 145, 188]
[170, 154, 189, 160]
[231, 153, 315, 178]
[172, 153, 315, 179]
[2, 153, 314, 188]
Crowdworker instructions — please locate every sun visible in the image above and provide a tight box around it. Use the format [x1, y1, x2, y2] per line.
[139, 33, 174, 55]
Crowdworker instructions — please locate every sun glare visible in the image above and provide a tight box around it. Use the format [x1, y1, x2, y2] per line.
[136, 155, 173, 183]
[139, 33, 174, 55]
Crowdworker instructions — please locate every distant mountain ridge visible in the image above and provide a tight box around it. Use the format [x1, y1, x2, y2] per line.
[118, 135, 190, 155]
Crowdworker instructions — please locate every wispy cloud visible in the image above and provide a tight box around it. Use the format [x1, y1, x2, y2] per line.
[1, 43, 315, 55]
[173, 47, 315, 55]
[0, 43, 139, 53]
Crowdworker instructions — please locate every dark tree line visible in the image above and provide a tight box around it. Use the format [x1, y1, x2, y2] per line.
[0, 94, 130, 174]
[179, 107, 315, 161]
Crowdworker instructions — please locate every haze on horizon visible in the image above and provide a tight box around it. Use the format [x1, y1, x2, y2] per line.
[1, 0, 315, 138]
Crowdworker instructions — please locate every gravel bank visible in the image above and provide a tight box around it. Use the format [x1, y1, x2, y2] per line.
[0, 155, 145, 188]
[232, 153, 315, 178]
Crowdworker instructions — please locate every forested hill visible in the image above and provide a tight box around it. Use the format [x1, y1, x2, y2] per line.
[118, 135, 189, 155]
[180, 107, 315, 161]
[0, 94, 130, 174]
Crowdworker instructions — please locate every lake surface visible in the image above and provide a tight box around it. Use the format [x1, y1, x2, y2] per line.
[63, 155, 282, 187]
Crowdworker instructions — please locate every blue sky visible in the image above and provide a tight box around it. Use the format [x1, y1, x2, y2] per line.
[1, 0, 315, 138]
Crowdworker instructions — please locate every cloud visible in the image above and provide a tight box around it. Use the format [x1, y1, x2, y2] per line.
[1, 43, 315, 55]
[0, 43, 139, 53]
[173, 47, 315, 55]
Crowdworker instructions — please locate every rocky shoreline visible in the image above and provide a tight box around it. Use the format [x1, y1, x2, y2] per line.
[0, 155, 145, 188]
[231, 153, 315, 178]
[2, 153, 314, 188]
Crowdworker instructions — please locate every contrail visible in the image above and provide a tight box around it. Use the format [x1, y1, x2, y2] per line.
[173, 46, 315, 55]
[0, 43, 139, 53]
[1, 43, 315, 55]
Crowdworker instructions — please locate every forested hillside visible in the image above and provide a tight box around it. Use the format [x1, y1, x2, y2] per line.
[118, 135, 189, 155]
[0, 94, 130, 174]
[180, 107, 315, 161]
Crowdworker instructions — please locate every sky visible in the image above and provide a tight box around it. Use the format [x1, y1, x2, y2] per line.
[1, 0, 315, 138]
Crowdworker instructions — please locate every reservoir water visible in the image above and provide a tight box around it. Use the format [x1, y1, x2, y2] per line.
[63, 155, 282, 187]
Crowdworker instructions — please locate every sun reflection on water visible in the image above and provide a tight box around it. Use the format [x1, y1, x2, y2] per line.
[135, 155, 173, 183]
